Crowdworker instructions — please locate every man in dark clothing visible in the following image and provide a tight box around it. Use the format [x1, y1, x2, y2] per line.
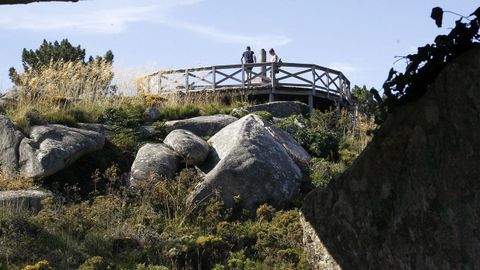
[241, 46, 256, 86]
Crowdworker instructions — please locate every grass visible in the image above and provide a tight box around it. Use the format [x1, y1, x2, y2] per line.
[0, 58, 378, 269]
[0, 168, 312, 269]
[0, 172, 34, 191]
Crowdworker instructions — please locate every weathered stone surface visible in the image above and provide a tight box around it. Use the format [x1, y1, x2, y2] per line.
[144, 107, 161, 122]
[18, 125, 105, 179]
[0, 190, 52, 212]
[188, 114, 307, 213]
[0, 115, 25, 177]
[232, 101, 309, 118]
[129, 143, 180, 186]
[301, 46, 480, 269]
[163, 129, 210, 165]
[77, 123, 110, 137]
[257, 116, 311, 171]
[165, 114, 237, 137]
[0, 88, 18, 103]
[138, 125, 157, 139]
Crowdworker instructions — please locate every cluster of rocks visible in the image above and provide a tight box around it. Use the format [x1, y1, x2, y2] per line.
[0, 100, 310, 214]
[130, 112, 311, 213]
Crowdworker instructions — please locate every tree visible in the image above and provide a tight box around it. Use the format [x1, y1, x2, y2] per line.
[9, 39, 114, 84]
[351, 85, 380, 119]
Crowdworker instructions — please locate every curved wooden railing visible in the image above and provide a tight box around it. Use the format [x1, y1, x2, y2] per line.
[138, 62, 351, 101]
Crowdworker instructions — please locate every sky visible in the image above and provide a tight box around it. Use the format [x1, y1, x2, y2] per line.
[0, 0, 478, 92]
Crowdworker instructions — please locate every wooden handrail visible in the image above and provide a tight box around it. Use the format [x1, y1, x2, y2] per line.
[140, 62, 351, 102]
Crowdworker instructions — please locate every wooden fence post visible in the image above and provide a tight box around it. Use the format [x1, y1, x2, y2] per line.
[309, 66, 315, 114]
[270, 62, 276, 102]
[212, 66, 216, 91]
[241, 65, 245, 88]
[185, 69, 189, 92]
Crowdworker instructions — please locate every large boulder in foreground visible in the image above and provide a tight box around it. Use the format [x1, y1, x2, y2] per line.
[129, 143, 180, 186]
[165, 114, 237, 137]
[301, 46, 480, 269]
[0, 190, 51, 212]
[232, 101, 309, 118]
[163, 129, 210, 165]
[0, 115, 24, 177]
[18, 125, 105, 179]
[189, 114, 309, 213]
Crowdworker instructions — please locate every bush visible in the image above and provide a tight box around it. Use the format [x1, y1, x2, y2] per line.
[23, 260, 52, 270]
[309, 158, 345, 188]
[231, 108, 249, 118]
[78, 256, 109, 270]
[231, 109, 273, 121]
[252, 111, 273, 121]
[135, 264, 168, 270]
[156, 104, 200, 121]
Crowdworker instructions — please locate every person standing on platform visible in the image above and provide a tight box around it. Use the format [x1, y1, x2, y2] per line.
[241, 46, 256, 86]
[269, 48, 281, 78]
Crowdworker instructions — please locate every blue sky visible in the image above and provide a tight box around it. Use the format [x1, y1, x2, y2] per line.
[0, 0, 478, 92]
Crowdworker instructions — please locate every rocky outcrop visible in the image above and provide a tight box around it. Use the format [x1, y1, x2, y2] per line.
[165, 114, 237, 137]
[0, 88, 18, 104]
[138, 125, 157, 139]
[77, 123, 109, 137]
[0, 117, 106, 180]
[144, 107, 161, 122]
[129, 143, 181, 186]
[0, 115, 25, 177]
[163, 129, 210, 165]
[301, 46, 480, 269]
[0, 190, 52, 212]
[188, 114, 308, 213]
[0, 88, 18, 112]
[18, 125, 105, 179]
[232, 101, 309, 118]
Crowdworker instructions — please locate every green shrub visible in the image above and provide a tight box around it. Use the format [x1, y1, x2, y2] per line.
[309, 158, 345, 188]
[231, 109, 273, 121]
[231, 108, 249, 118]
[43, 111, 78, 127]
[296, 128, 339, 160]
[78, 256, 109, 270]
[200, 103, 233, 115]
[157, 104, 200, 121]
[252, 111, 273, 121]
[134, 264, 168, 270]
[23, 260, 52, 270]
[151, 121, 169, 141]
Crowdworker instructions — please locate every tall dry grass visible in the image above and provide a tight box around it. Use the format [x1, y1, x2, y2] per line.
[15, 59, 113, 105]
[0, 171, 34, 191]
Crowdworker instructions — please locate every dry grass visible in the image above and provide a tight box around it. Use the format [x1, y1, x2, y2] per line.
[0, 172, 34, 191]
[15, 59, 113, 105]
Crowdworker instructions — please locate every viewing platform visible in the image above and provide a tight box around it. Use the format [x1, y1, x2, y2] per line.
[138, 60, 351, 112]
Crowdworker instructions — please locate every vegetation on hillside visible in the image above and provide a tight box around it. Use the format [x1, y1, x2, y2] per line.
[0, 39, 377, 269]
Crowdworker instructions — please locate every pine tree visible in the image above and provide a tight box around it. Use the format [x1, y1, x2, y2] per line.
[9, 39, 114, 84]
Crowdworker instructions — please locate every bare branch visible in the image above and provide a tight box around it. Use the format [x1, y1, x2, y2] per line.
[0, 0, 79, 5]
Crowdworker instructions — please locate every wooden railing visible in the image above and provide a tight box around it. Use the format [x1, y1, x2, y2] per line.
[138, 62, 351, 101]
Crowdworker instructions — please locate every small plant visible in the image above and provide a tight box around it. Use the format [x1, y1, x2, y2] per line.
[142, 93, 166, 107]
[22, 260, 52, 270]
[309, 158, 345, 188]
[231, 108, 249, 118]
[78, 256, 109, 270]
